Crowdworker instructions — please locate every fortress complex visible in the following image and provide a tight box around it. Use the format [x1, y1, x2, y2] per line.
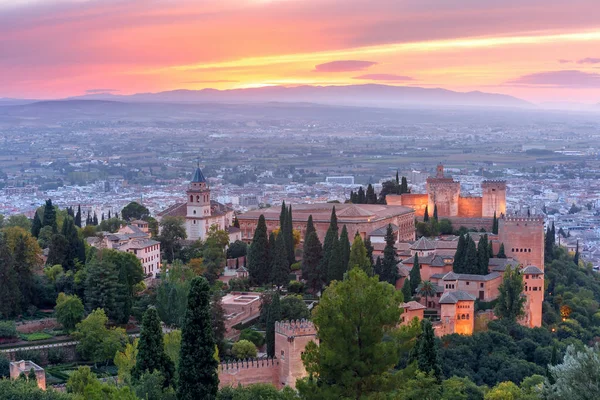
[386, 164, 506, 230]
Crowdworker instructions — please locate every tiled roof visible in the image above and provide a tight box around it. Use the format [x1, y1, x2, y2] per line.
[439, 290, 476, 304]
[157, 202, 186, 218]
[192, 167, 206, 183]
[400, 301, 426, 311]
[410, 237, 436, 250]
[369, 223, 398, 236]
[442, 271, 501, 282]
[488, 258, 519, 272]
[125, 239, 160, 249]
[522, 265, 544, 274]
[402, 254, 452, 267]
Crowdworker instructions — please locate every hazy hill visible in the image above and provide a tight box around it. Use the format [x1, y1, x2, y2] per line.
[67, 84, 530, 108]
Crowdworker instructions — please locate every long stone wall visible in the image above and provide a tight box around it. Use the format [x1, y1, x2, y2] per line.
[218, 358, 279, 388]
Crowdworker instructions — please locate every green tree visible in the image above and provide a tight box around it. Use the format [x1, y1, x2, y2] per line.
[304, 215, 316, 244]
[75, 205, 82, 228]
[54, 292, 84, 332]
[280, 295, 310, 320]
[492, 211, 498, 234]
[320, 207, 339, 284]
[135, 370, 177, 400]
[31, 212, 42, 238]
[494, 266, 526, 321]
[132, 307, 175, 388]
[410, 253, 422, 294]
[573, 241, 580, 265]
[348, 233, 371, 275]
[284, 205, 295, 266]
[497, 243, 507, 258]
[270, 231, 290, 288]
[232, 340, 258, 359]
[42, 199, 57, 233]
[298, 268, 403, 399]
[453, 234, 466, 273]
[302, 231, 323, 294]
[464, 235, 479, 274]
[101, 249, 144, 324]
[402, 278, 412, 302]
[412, 319, 441, 379]
[477, 234, 490, 275]
[163, 330, 181, 368]
[177, 276, 219, 400]
[73, 308, 127, 364]
[84, 258, 119, 320]
[418, 281, 436, 309]
[380, 224, 399, 284]
[366, 184, 377, 204]
[266, 292, 281, 358]
[248, 215, 270, 285]
[61, 216, 85, 271]
[433, 204, 438, 221]
[159, 216, 187, 263]
[122, 201, 150, 221]
[46, 234, 68, 267]
[544, 344, 600, 400]
[114, 339, 138, 385]
[424, 206, 429, 222]
[326, 236, 345, 282]
[339, 225, 350, 271]
[211, 290, 227, 356]
[0, 234, 20, 317]
[156, 261, 194, 327]
[37, 226, 54, 249]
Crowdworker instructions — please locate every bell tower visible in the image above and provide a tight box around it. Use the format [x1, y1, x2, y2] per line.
[186, 163, 211, 240]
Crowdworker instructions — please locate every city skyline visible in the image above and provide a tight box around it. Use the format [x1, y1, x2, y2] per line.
[1, 0, 600, 103]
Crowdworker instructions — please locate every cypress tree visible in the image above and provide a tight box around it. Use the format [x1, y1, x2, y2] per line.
[43, 199, 57, 232]
[62, 216, 85, 271]
[380, 224, 398, 284]
[464, 236, 479, 274]
[75, 205, 82, 228]
[366, 184, 377, 204]
[402, 278, 412, 301]
[364, 236, 374, 268]
[395, 170, 399, 185]
[279, 201, 286, 229]
[327, 237, 345, 282]
[270, 231, 290, 288]
[497, 243, 507, 258]
[101, 213, 105, 221]
[266, 292, 281, 358]
[302, 231, 323, 294]
[177, 277, 219, 400]
[357, 187, 365, 204]
[413, 319, 441, 379]
[423, 206, 429, 222]
[211, 291, 226, 356]
[492, 211, 498, 234]
[248, 215, 270, 286]
[92, 212, 98, 226]
[433, 204, 438, 221]
[13, 234, 34, 313]
[304, 215, 316, 244]
[410, 253, 422, 294]
[339, 225, 350, 270]
[348, 233, 371, 275]
[574, 241, 580, 265]
[477, 234, 490, 275]
[285, 205, 295, 266]
[453, 234, 466, 273]
[108, 210, 111, 220]
[320, 207, 339, 283]
[401, 176, 409, 194]
[0, 236, 20, 318]
[132, 307, 175, 388]
[545, 226, 554, 263]
[31, 212, 42, 238]
[373, 256, 382, 277]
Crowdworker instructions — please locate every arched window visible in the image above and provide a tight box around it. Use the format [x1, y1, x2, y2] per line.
[190, 195, 193, 202]
[196, 195, 200, 202]
[466, 314, 470, 320]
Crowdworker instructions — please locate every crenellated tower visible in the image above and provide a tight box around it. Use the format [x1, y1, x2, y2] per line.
[275, 319, 317, 389]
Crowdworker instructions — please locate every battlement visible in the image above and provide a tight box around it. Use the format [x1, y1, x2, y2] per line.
[501, 216, 544, 223]
[481, 180, 507, 185]
[219, 357, 278, 372]
[275, 319, 317, 338]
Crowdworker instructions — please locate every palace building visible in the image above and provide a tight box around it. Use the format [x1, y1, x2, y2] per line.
[386, 164, 506, 230]
[157, 165, 237, 242]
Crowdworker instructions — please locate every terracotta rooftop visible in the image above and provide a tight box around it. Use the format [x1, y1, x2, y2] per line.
[400, 301, 426, 311]
[239, 203, 413, 223]
[442, 271, 501, 282]
[439, 290, 476, 304]
[157, 202, 186, 218]
[522, 265, 544, 275]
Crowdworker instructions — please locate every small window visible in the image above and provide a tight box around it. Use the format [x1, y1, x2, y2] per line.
[480, 283, 484, 288]
[466, 282, 470, 286]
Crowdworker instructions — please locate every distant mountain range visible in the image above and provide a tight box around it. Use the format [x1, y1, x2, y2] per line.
[62, 84, 530, 109]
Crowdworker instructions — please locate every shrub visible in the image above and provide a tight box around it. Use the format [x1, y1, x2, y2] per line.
[14, 349, 42, 365]
[0, 354, 9, 378]
[48, 348, 65, 365]
[0, 321, 17, 339]
[228, 278, 250, 292]
[239, 329, 265, 348]
[21, 332, 53, 341]
[232, 340, 257, 359]
[288, 281, 305, 294]
[290, 262, 302, 271]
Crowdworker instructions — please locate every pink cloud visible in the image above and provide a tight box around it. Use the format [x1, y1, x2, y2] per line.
[313, 60, 377, 72]
[577, 57, 600, 64]
[353, 74, 413, 81]
[506, 70, 600, 88]
[557, 59, 571, 64]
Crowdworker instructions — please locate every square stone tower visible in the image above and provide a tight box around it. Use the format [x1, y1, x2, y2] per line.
[481, 180, 506, 218]
[275, 320, 317, 389]
[498, 216, 545, 271]
[10, 360, 46, 390]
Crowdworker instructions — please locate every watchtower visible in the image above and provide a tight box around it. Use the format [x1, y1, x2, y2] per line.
[481, 180, 507, 218]
[498, 216, 545, 270]
[275, 319, 317, 389]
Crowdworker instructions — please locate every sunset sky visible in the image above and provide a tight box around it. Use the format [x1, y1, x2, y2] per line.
[1, 0, 600, 102]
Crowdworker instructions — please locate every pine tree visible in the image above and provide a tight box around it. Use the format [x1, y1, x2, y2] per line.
[410, 253, 422, 294]
[423, 206, 429, 222]
[464, 236, 479, 274]
[132, 307, 175, 388]
[402, 278, 412, 301]
[266, 292, 281, 358]
[339, 225, 350, 270]
[477, 234, 490, 275]
[248, 215, 270, 286]
[492, 211, 498, 234]
[327, 237, 345, 282]
[31, 212, 42, 238]
[433, 204, 438, 221]
[284, 205, 295, 266]
[177, 277, 219, 400]
[574, 241, 580, 265]
[357, 187, 366, 204]
[453, 234, 466, 273]
[270, 231, 290, 288]
[348, 233, 371, 275]
[412, 319, 441, 379]
[497, 243, 507, 258]
[304, 215, 315, 243]
[43, 199, 57, 232]
[380, 224, 398, 284]
[302, 231, 323, 294]
[75, 205, 82, 228]
[84, 258, 119, 318]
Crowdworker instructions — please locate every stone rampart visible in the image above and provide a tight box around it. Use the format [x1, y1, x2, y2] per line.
[218, 358, 279, 388]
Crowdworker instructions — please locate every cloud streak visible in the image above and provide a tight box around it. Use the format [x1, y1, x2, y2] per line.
[313, 60, 377, 72]
[506, 70, 600, 88]
[86, 88, 119, 93]
[577, 57, 600, 64]
[352, 73, 413, 81]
